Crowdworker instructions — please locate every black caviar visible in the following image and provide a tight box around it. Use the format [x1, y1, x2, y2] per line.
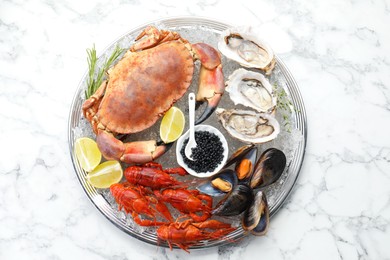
[180, 131, 224, 173]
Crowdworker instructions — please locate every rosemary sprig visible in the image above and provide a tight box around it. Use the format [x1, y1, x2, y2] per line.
[85, 44, 124, 99]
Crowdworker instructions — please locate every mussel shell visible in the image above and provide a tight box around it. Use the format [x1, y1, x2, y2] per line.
[250, 148, 286, 189]
[197, 169, 237, 196]
[212, 184, 254, 216]
[224, 144, 255, 169]
[244, 191, 270, 236]
[235, 146, 258, 181]
[242, 191, 270, 236]
[251, 212, 269, 236]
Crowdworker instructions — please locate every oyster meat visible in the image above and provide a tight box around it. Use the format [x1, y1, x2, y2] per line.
[218, 26, 275, 75]
[216, 108, 280, 144]
[226, 68, 276, 113]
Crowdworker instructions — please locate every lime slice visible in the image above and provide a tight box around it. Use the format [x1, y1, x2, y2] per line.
[160, 106, 185, 143]
[74, 137, 102, 172]
[86, 160, 123, 188]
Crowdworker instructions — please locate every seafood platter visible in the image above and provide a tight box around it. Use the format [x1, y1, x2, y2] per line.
[68, 17, 307, 252]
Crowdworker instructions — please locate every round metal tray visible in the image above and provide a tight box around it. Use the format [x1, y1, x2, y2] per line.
[68, 17, 307, 249]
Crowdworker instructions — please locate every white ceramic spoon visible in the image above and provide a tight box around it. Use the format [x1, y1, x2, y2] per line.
[185, 93, 197, 160]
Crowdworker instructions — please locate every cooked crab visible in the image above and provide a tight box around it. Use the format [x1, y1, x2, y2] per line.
[82, 26, 225, 164]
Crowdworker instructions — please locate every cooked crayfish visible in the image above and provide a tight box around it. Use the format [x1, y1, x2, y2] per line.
[124, 162, 187, 189]
[157, 219, 236, 252]
[110, 182, 173, 226]
[154, 189, 213, 222]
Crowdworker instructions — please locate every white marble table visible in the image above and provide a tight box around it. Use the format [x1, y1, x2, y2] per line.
[1, 0, 389, 259]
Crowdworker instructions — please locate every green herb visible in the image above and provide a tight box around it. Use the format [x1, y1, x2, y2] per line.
[273, 84, 298, 132]
[85, 44, 124, 99]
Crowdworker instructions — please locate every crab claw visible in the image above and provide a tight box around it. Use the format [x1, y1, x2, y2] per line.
[192, 43, 225, 125]
[96, 130, 172, 164]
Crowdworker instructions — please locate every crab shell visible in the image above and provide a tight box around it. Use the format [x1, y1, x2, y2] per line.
[82, 26, 225, 164]
[99, 40, 194, 134]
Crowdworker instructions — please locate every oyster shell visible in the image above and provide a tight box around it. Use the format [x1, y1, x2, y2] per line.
[226, 68, 276, 113]
[218, 26, 275, 75]
[216, 108, 280, 144]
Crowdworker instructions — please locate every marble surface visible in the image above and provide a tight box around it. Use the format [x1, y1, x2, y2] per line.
[1, 0, 390, 259]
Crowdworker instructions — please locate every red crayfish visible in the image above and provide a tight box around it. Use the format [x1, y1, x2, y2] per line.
[111, 163, 236, 252]
[157, 219, 236, 252]
[154, 188, 213, 222]
[124, 162, 187, 189]
[110, 182, 173, 226]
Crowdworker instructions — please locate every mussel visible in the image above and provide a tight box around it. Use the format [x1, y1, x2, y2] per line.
[197, 169, 237, 196]
[250, 148, 286, 189]
[198, 145, 285, 237]
[242, 190, 269, 235]
[224, 144, 255, 168]
[197, 145, 257, 196]
[212, 184, 254, 216]
[235, 145, 258, 181]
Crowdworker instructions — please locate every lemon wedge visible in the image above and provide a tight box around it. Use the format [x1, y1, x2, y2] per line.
[160, 106, 185, 143]
[86, 160, 123, 188]
[74, 137, 102, 172]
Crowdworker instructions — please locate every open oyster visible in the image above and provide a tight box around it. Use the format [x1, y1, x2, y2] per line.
[226, 68, 276, 113]
[218, 26, 275, 75]
[216, 108, 280, 144]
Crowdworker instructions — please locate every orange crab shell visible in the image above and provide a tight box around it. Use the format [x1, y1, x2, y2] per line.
[98, 40, 194, 134]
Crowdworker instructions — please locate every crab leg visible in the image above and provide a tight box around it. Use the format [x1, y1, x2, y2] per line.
[82, 80, 108, 133]
[191, 43, 225, 124]
[96, 130, 171, 164]
[131, 26, 181, 52]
